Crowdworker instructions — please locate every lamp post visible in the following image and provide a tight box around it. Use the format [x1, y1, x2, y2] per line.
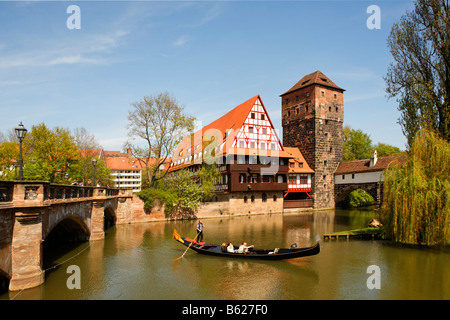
[92, 158, 97, 186]
[14, 122, 27, 180]
[13, 160, 18, 180]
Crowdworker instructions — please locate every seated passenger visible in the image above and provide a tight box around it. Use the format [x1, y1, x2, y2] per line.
[221, 243, 227, 252]
[238, 242, 254, 254]
[227, 242, 235, 253]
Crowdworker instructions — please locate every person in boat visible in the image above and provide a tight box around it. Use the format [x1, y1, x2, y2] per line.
[226, 242, 235, 253]
[238, 242, 254, 254]
[196, 220, 204, 242]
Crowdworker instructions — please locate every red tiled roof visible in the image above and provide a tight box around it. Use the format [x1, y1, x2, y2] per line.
[172, 95, 261, 162]
[284, 147, 314, 173]
[169, 95, 295, 171]
[105, 157, 146, 170]
[103, 150, 127, 158]
[281, 70, 345, 96]
[335, 154, 407, 174]
[79, 148, 102, 158]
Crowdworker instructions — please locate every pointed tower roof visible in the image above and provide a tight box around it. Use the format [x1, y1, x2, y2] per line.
[280, 70, 345, 96]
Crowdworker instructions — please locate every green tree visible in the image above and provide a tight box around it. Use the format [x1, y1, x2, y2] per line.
[345, 189, 374, 208]
[343, 126, 373, 160]
[0, 141, 19, 179]
[125, 92, 196, 188]
[385, 0, 450, 146]
[382, 129, 450, 246]
[23, 123, 79, 182]
[373, 143, 403, 157]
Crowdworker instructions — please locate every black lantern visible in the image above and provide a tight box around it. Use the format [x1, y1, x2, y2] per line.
[14, 122, 27, 180]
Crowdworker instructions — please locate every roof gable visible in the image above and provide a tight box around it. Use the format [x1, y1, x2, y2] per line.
[170, 95, 287, 169]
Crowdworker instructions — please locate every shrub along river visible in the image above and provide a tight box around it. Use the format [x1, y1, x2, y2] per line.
[2, 208, 449, 300]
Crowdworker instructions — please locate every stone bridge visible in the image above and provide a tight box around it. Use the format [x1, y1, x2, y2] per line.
[0, 180, 136, 291]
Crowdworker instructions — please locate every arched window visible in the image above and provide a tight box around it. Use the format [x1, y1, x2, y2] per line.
[251, 195, 255, 203]
[262, 193, 267, 202]
[244, 196, 248, 203]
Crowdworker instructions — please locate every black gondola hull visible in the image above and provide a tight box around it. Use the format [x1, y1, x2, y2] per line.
[173, 230, 320, 260]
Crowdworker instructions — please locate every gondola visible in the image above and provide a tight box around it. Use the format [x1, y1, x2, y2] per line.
[173, 229, 320, 260]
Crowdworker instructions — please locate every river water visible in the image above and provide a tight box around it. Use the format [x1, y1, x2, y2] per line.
[2, 209, 449, 300]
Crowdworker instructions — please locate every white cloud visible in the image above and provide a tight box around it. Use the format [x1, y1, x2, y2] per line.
[48, 54, 102, 66]
[0, 29, 129, 69]
[173, 35, 189, 47]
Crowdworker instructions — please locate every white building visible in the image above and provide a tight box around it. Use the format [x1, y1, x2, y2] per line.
[105, 157, 143, 193]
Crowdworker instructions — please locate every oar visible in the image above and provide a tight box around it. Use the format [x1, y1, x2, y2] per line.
[174, 232, 199, 261]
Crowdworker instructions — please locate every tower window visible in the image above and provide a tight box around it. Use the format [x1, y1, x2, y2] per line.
[306, 92, 310, 97]
[321, 91, 325, 97]
[296, 95, 299, 102]
[334, 94, 337, 100]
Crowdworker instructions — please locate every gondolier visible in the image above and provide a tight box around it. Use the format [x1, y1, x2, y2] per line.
[196, 220, 204, 242]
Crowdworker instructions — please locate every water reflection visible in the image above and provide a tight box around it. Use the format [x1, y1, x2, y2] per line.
[2, 209, 449, 300]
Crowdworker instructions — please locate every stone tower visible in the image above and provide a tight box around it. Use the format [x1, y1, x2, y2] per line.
[281, 71, 345, 209]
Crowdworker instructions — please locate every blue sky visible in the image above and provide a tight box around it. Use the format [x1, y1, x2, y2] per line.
[0, 0, 414, 151]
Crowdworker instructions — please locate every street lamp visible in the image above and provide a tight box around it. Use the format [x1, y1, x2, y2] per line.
[92, 158, 97, 186]
[14, 122, 27, 180]
[13, 160, 18, 180]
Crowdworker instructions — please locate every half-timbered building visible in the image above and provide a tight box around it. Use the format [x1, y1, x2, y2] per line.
[169, 95, 313, 214]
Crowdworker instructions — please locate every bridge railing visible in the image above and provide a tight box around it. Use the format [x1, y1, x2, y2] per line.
[0, 180, 122, 208]
[0, 181, 14, 203]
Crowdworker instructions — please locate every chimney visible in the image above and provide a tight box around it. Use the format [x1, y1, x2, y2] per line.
[370, 150, 377, 167]
[127, 147, 132, 158]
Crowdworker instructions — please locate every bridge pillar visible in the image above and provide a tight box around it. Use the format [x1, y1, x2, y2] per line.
[9, 211, 44, 291]
[90, 200, 105, 241]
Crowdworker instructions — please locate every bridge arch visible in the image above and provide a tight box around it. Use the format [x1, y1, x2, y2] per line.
[44, 216, 90, 243]
[335, 183, 381, 207]
[104, 206, 117, 231]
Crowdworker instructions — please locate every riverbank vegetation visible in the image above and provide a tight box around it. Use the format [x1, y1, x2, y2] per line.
[344, 189, 374, 208]
[381, 129, 450, 246]
[138, 164, 219, 215]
